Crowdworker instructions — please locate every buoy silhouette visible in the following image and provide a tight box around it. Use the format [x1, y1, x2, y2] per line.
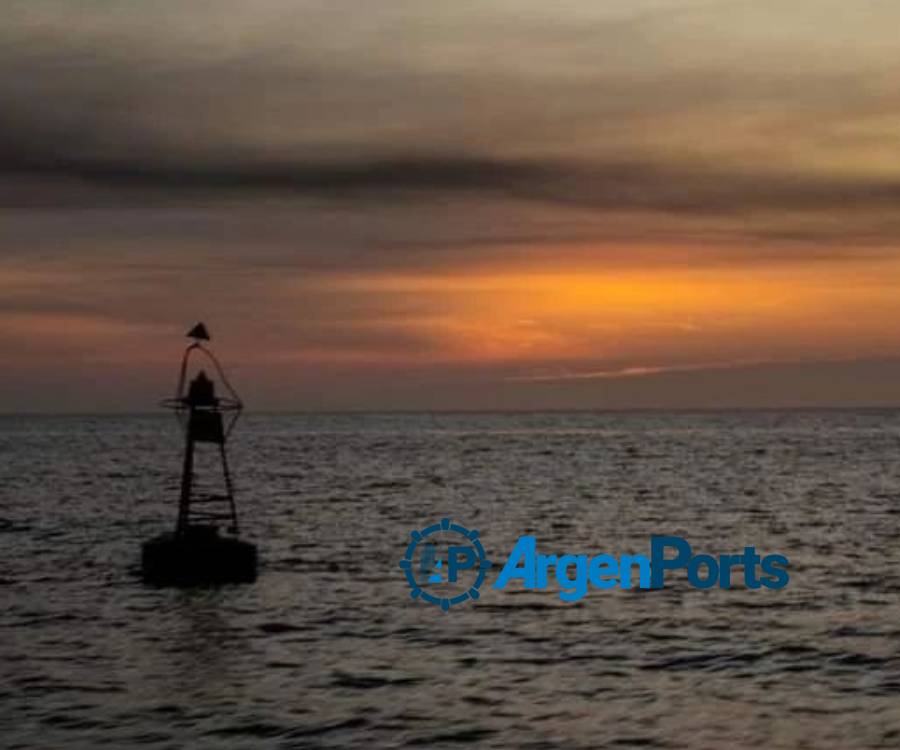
[186, 322, 211, 341]
[141, 323, 257, 585]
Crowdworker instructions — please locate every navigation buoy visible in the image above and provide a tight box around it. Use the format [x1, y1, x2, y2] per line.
[141, 323, 257, 585]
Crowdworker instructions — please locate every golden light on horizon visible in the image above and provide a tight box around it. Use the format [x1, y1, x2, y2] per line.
[7, 249, 900, 380]
[283, 255, 900, 367]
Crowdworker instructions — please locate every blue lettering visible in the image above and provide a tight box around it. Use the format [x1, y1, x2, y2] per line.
[493, 535, 536, 589]
[650, 535, 692, 588]
[490, 534, 788, 598]
[588, 554, 619, 589]
[742, 547, 761, 589]
[536, 553, 557, 589]
[447, 545, 476, 582]
[555, 554, 588, 602]
[687, 553, 719, 589]
[760, 554, 790, 589]
[620, 554, 651, 589]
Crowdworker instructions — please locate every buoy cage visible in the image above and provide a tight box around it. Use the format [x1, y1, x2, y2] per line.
[141, 324, 257, 586]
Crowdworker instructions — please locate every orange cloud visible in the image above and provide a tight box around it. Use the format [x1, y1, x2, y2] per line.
[300, 258, 900, 369]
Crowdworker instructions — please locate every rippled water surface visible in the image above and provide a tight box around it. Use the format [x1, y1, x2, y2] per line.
[3, 411, 900, 749]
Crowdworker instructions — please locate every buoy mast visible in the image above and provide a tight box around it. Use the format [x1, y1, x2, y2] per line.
[165, 323, 243, 537]
[141, 323, 257, 585]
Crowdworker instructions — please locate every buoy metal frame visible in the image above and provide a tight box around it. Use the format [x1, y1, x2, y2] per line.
[141, 324, 257, 586]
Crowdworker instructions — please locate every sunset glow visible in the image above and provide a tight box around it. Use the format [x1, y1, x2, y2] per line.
[3, 1, 900, 409]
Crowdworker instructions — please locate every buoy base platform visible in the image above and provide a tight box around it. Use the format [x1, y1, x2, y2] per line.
[141, 525, 257, 586]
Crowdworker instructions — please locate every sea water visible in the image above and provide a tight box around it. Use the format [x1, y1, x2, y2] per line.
[2, 411, 900, 749]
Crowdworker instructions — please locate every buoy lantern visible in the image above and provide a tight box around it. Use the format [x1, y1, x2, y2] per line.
[141, 323, 258, 585]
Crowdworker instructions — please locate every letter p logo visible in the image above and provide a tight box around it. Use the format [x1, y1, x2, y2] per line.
[447, 545, 476, 582]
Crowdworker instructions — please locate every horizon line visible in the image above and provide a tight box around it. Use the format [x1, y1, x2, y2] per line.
[4, 404, 900, 418]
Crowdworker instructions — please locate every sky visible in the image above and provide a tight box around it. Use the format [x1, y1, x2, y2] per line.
[3, 0, 900, 411]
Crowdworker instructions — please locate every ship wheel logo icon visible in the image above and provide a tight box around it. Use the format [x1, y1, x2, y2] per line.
[399, 518, 492, 611]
